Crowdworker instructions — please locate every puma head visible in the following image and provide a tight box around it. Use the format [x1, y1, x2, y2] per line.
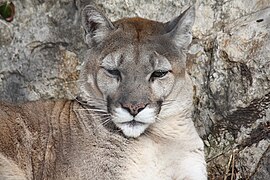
[79, 5, 195, 138]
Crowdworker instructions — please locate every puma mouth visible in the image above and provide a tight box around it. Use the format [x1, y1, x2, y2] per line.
[112, 107, 156, 138]
[120, 120, 147, 126]
[115, 121, 150, 138]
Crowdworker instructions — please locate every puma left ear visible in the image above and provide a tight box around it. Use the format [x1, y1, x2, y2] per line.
[165, 6, 195, 49]
[82, 5, 115, 46]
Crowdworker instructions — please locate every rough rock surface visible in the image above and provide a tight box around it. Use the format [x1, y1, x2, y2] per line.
[0, 0, 83, 102]
[0, 0, 269, 179]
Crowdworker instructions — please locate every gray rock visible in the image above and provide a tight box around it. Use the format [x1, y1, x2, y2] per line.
[0, 0, 83, 102]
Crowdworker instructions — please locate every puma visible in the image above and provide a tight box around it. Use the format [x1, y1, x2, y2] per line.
[0, 5, 207, 180]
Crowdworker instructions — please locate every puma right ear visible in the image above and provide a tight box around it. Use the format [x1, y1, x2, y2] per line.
[82, 5, 115, 46]
[165, 6, 195, 49]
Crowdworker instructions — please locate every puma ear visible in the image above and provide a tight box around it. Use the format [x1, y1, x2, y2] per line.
[82, 5, 115, 46]
[165, 6, 195, 49]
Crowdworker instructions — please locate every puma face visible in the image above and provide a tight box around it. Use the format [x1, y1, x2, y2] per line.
[80, 5, 195, 138]
[99, 47, 175, 138]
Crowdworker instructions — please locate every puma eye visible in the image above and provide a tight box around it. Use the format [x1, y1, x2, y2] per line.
[105, 69, 121, 78]
[150, 70, 169, 80]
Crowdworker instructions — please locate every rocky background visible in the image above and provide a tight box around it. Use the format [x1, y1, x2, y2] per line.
[0, 0, 269, 179]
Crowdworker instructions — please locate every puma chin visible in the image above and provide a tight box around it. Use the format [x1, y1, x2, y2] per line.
[112, 106, 157, 137]
[108, 91, 163, 138]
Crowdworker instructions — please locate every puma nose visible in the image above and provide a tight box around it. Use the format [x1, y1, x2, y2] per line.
[121, 102, 147, 116]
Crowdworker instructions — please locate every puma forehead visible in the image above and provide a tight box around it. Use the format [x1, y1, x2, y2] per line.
[114, 17, 167, 40]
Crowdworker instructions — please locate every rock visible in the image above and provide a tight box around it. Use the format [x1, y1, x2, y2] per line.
[0, 0, 269, 179]
[0, 0, 83, 102]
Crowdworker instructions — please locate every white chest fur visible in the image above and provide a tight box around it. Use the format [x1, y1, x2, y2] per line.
[123, 136, 207, 180]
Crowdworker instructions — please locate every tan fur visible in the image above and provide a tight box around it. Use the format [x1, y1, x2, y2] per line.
[0, 101, 127, 179]
[0, 5, 206, 180]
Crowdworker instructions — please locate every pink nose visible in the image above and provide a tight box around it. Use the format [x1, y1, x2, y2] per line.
[121, 102, 146, 116]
